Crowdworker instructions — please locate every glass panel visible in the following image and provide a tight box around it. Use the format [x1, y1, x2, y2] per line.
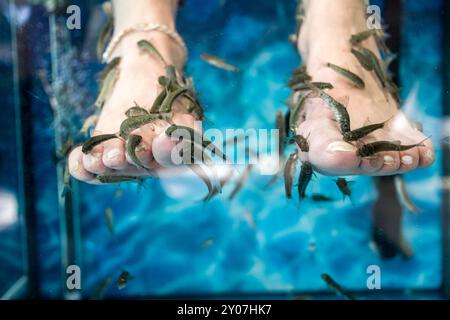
[0, 3, 25, 297]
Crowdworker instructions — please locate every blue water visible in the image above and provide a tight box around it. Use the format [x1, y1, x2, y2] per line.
[0, 0, 446, 299]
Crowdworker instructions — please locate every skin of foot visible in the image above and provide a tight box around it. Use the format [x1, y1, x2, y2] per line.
[295, 0, 435, 176]
[69, 0, 195, 184]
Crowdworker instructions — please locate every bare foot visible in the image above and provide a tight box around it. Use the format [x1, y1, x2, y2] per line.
[69, 2, 195, 184]
[294, 0, 434, 176]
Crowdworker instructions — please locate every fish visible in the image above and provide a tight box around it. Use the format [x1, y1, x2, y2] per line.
[361, 48, 386, 87]
[350, 48, 373, 71]
[313, 87, 351, 134]
[96, 175, 143, 185]
[119, 113, 169, 139]
[289, 92, 311, 132]
[149, 88, 168, 113]
[357, 138, 428, 157]
[96, 15, 114, 60]
[276, 111, 286, 156]
[321, 274, 356, 300]
[200, 53, 239, 72]
[290, 134, 309, 152]
[56, 138, 74, 160]
[116, 270, 134, 290]
[104, 207, 115, 236]
[80, 114, 99, 135]
[284, 153, 298, 199]
[125, 104, 149, 118]
[91, 276, 112, 300]
[292, 82, 333, 91]
[228, 164, 253, 200]
[137, 39, 166, 65]
[343, 117, 391, 142]
[349, 29, 377, 46]
[179, 140, 212, 165]
[126, 134, 146, 169]
[95, 57, 121, 108]
[443, 136, 450, 144]
[334, 178, 353, 202]
[298, 161, 314, 199]
[394, 175, 420, 214]
[159, 87, 189, 113]
[310, 194, 334, 202]
[199, 239, 214, 249]
[166, 125, 227, 161]
[82, 133, 119, 154]
[326, 62, 365, 89]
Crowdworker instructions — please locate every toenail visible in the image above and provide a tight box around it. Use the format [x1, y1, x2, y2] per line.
[383, 155, 395, 165]
[426, 149, 434, 160]
[69, 160, 80, 173]
[86, 153, 101, 166]
[326, 141, 357, 153]
[401, 155, 413, 165]
[106, 149, 121, 160]
[136, 143, 147, 153]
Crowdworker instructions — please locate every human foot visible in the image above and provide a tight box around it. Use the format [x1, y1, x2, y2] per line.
[293, 0, 434, 176]
[69, 1, 196, 184]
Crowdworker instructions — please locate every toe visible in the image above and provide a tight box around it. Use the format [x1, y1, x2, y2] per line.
[82, 145, 107, 174]
[359, 155, 384, 175]
[103, 140, 127, 169]
[375, 152, 401, 175]
[68, 147, 98, 183]
[418, 138, 435, 168]
[398, 147, 420, 173]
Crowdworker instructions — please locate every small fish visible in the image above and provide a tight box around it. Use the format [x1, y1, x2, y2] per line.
[290, 134, 309, 152]
[292, 82, 333, 91]
[334, 178, 353, 202]
[126, 134, 146, 169]
[116, 270, 134, 290]
[276, 111, 286, 156]
[311, 194, 334, 202]
[228, 164, 253, 200]
[326, 62, 365, 89]
[105, 207, 114, 236]
[298, 161, 314, 199]
[343, 117, 391, 142]
[284, 153, 298, 199]
[288, 66, 312, 87]
[97, 175, 143, 185]
[56, 138, 74, 160]
[95, 57, 121, 108]
[200, 53, 239, 72]
[361, 48, 386, 87]
[137, 39, 166, 65]
[150, 88, 168, 113]
[82, 133, 119, 154]
[321, 274, 356, 300]
[289, 93, 311, 132]
[80, 114, 99, 135]
[443, 136, 450, 144]
[119, 114, 168, 139]
[91, 276, 112, 300]
[349, 29, 377, 45]
[357, 138, 428, 157]
[159, 87, 189, 113]
[199, 239, 214, 249]
[125, 104, 149, 118]
[313, 88, 351, 134]
[350, 48, 374, 71]
[166, 125, 227, 161]
[394, 175, 420, 214]
[179, 140, 212, 165]
[96, 15, 114, 60]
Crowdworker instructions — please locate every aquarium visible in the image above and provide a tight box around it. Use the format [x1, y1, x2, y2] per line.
[0, 0, 449, 301]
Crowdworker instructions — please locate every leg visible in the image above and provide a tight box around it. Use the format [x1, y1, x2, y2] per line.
[68, 0, 194, 183]
[296, 0, 435, 176]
